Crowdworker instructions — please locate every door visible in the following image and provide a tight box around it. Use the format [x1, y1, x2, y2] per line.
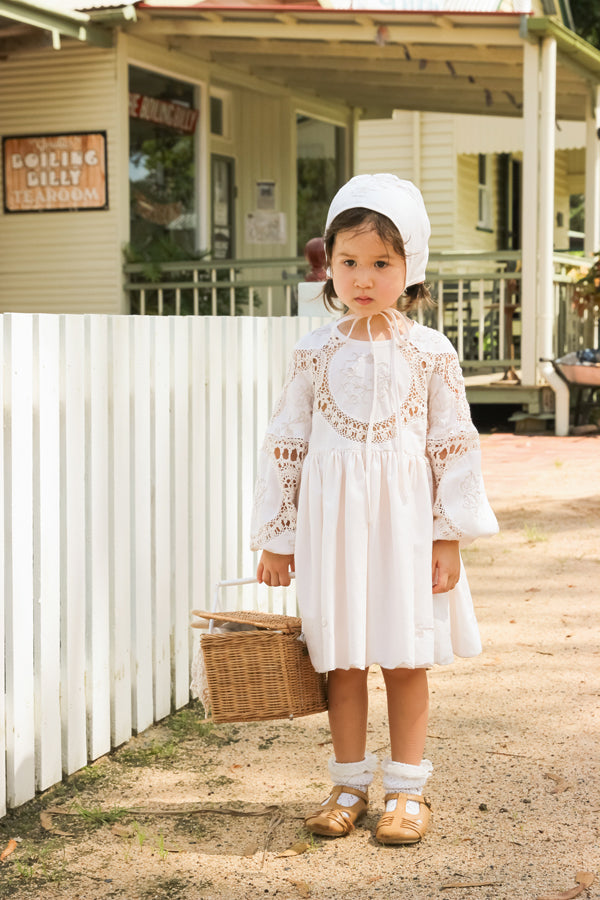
[211, 155, 235, 259]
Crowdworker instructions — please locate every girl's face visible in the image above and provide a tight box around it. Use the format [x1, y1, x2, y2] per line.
[330, 225, 406, 319]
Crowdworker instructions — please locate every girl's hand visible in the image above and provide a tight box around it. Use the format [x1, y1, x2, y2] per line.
[432, 540, 460, 594]
[257, 550, 295, 587]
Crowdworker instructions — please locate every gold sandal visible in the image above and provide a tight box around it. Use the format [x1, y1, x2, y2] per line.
[375, 792, 431, 844]
[304, 785, 368, 837]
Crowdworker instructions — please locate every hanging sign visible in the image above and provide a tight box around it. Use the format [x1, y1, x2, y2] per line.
[2, 132, 108, 213]
[129, 93, 199, 134]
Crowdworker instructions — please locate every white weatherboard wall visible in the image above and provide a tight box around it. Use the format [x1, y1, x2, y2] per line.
[456, 154, 498, 252]
[0, 312, 326, 816]
[357, 111, 456, 252]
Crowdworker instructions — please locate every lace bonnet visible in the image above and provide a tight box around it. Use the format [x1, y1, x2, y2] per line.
[325, 174, 431, 289]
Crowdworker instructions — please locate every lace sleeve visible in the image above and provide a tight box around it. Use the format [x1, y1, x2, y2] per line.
[426, 349, 498, 545]
[250, 348, 314, 553]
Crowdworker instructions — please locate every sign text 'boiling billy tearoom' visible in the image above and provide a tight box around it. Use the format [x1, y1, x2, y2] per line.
[2, 132, 108, 213]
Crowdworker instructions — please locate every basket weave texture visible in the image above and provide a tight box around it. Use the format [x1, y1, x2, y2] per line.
[192, 610, 328, 724]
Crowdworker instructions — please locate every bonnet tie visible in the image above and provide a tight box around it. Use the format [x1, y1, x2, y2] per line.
[335, 309, 408, 522]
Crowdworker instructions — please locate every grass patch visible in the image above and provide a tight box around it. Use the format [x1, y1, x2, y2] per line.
[139, 876, 197, 899]
[524, 523, 549, 543]
[205, 775, 235, 789]
[164, 702, 241, 747]
[165, 701, 214, 740]
[66, 762, 110, 791]
[0, 845, 69, 893]
[116, 739, 177, 767]
[73, 801, 130, 828]
[257, 729, 281, 751]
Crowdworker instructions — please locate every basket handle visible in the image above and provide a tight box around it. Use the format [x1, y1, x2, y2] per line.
[208, 574, 295, 633]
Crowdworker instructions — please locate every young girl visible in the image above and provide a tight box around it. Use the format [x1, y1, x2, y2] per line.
[250, 174, 498, 844]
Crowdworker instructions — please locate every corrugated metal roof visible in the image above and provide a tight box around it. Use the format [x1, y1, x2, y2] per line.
[49, 0, 133, 8]
[327, 1, 531, 10]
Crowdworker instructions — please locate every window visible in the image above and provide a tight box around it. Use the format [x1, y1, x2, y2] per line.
[211, 155, 235, 259]
[569, 193, 584, 252]
[210, 89, 231, 139]
[128, 66, 199, 254]
[210, 96, 224, 136]
[477, 153, 492, 230]
[296, 115, 346, 254]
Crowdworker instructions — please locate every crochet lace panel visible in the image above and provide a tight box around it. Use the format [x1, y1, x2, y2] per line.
[313, 336, 429, 443]
[251, 434, 308, 549]
[431, 350, 473, 424]
[253, 333, 479, 546]
[426, 350, 481, 539]
[270, 350, 314, 423]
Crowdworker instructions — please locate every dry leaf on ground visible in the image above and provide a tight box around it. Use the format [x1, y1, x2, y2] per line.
[276, 841, 310, 858]
[287, 880, 311, 898]
[39, 811, 71, 836]
[0, 839, 18, 862]
[111, 824, 135, 838]
[537, 871, 595, 900]
[544, 773, 570, 794]
[242, 841, 259, 857]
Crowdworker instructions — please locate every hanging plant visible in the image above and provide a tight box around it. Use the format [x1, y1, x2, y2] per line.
[571, 258, 600, 319]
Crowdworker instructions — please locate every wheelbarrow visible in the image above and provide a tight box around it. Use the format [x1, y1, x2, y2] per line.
[541, 351, 600, 427]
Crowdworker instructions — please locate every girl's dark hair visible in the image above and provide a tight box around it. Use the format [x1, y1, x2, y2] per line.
[321, 207, 433, 314]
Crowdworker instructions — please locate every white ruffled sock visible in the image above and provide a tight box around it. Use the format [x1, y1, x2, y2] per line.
[381, 758, 433, 813]
[326, 753, 378, 809]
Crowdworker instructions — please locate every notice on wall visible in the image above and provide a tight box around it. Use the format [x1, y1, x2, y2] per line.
[245, 211, 287, 245]
[256, 180, 276, 211]
[2, 132, 108, 213]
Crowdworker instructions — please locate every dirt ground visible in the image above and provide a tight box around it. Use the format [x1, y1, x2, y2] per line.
[1, 433, 599, 900]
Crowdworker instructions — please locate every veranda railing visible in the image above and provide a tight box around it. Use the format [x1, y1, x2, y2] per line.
[123, 251, 592, 365]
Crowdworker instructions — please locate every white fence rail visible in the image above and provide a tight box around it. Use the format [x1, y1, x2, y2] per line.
[0, 313, 327, 817]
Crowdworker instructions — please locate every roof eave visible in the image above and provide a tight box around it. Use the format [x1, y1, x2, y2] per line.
[526, 15, 600, 79]
[0, 0, 114, 46]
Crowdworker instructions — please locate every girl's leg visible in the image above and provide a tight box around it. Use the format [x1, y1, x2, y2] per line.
[327, 667, 370, 762]
[376, 667, 432, 844]
[305, 668, 374, 837]
[380, 667, 429, 764]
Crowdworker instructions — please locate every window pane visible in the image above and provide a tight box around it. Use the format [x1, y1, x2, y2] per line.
[478, 153, 487, 186]
[210, 96, 224, 136]
[129, 65, 198, 255]
[297, 115, 346, 255]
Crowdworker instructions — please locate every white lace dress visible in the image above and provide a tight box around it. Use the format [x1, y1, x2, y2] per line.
[250, 316, 498, 673]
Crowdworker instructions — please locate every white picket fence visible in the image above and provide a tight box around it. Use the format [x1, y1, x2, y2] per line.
[0, 313, 328, 816]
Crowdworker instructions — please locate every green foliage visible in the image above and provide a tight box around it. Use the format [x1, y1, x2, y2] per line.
[570, 193, 585, 234]
[129, 123, 196, 255]
[130, 134, 194, 209]
[123, 240, 256, 315]
[572, 255, 600, 317]
[570, 0, 600, 47]
[297, 157, 339, 254]
[123, 238, 209, 283]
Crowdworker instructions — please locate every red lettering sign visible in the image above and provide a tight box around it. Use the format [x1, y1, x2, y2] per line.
[129, 93, 198, 134]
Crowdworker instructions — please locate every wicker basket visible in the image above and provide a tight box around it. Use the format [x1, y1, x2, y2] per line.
[191, 608, 328, 724]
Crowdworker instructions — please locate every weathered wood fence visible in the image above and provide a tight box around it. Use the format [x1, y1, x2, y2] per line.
[0, 313, 327, 816]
